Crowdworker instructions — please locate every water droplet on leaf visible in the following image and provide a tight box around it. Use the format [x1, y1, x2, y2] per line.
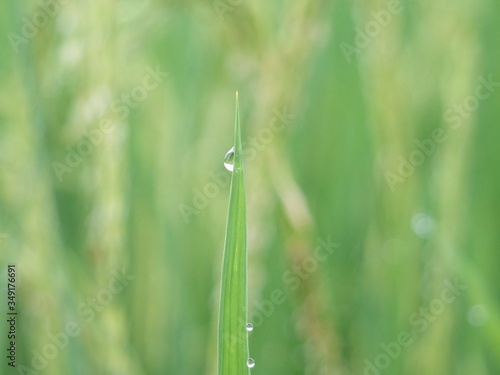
[246, 358, 255, 368]
[224, 146, 235, 172]
[245, 323, 253, 332]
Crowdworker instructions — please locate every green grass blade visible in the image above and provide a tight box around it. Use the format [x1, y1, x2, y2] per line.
[218, 92, 250, 375]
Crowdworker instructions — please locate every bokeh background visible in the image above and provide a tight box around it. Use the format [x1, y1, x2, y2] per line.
[1, 0, 500, 374]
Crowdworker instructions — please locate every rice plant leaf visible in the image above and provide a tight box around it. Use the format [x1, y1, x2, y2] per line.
[218, 92, 250, 375]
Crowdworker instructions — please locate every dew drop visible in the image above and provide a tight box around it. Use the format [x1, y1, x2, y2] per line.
[224, 146, 235, 172]
[246, 358, 255, 368]
[245, 323, 253, 332]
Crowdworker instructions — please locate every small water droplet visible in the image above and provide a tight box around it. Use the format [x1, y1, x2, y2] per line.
[224, 146, 235, 172]
[245, 323, 253, 332]
[246, 358, 255, 368]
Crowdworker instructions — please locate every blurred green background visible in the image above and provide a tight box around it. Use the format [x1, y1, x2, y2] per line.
[1, 0, 500, 374]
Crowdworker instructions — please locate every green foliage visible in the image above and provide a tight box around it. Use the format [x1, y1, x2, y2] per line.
[1, 1, 500, 375]
[218, 93, 250, 375]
